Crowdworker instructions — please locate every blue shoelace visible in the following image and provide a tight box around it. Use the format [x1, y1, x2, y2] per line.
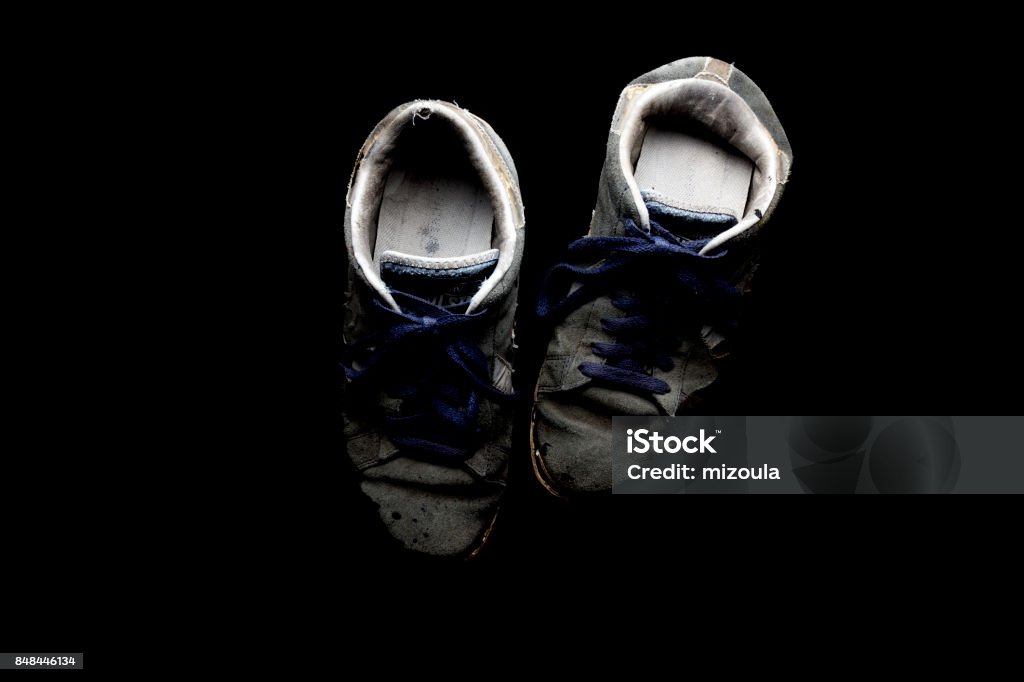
[537, 219, 740, 396]
[342, 290, 515, 460]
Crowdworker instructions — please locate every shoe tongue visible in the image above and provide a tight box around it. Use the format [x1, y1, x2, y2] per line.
[379, 248, 499, 311]
[642, 191, 739, 240]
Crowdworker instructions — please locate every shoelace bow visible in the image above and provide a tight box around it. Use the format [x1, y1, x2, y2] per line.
[342, 290, 515, 460]
[537, 219, 740, 396]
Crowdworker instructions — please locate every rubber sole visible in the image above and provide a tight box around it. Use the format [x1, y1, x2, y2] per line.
[464, 505, 500, 560]
[528, 376, 569, 500]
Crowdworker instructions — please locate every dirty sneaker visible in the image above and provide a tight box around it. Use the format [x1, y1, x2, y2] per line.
[342, 100, 525, 555]
[531, 57, 792, 496]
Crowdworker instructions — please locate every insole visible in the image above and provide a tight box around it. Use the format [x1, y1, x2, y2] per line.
[634, 124, 754, 221]
[374, 137, 493, 268]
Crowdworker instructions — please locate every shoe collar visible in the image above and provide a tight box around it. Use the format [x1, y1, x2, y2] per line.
[346, 100, 522, 314]
[614, 77, 791, 253]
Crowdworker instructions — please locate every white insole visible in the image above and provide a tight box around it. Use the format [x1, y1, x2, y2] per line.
[634, 127, 753, 220]
[374, 167, 493, 268]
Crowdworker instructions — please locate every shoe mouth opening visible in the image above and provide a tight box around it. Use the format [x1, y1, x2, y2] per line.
[347, 101, 521, 313]
[617, 78, 788, 253]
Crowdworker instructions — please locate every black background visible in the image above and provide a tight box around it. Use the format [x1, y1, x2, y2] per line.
[4, 26, 1021, 658]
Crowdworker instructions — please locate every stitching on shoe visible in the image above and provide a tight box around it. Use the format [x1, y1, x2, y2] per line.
[695, 71, 730, 86]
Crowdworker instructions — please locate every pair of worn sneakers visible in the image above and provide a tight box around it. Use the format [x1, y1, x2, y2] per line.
[342, 57, 793, 556]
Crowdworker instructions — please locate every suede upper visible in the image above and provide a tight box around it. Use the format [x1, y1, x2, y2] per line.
[533, 58, 792, 495]
[343, 101, 524, 555]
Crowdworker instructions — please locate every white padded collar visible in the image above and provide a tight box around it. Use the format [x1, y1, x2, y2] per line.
[616, 79, 788, 253]
[347, 101, 520, 313]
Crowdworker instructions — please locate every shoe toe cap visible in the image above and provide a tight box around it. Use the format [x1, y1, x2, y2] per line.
[532, 394, 613, 495]
[360, 459, 501, 557]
